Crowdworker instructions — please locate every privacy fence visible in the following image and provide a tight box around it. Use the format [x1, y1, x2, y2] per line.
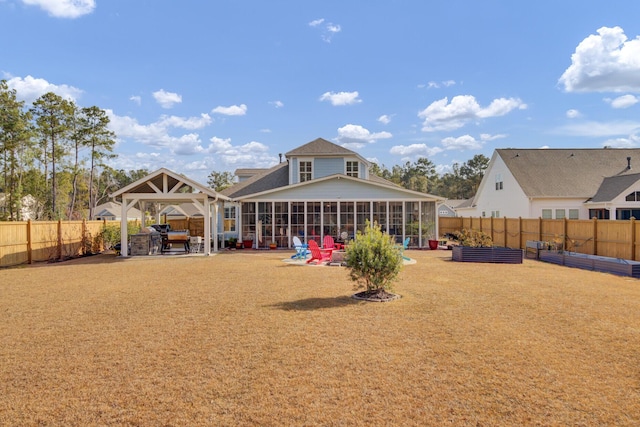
[0, 219, 122, 268]
[439, 216, 640, 261]
[0, 218, 205, 268]
[4, 216, 640, 268]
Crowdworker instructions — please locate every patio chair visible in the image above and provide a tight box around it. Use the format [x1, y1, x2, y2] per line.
[396, 237, 411, 260]
[307, 239, 333, 265]
[291, 236, 309, 260]
[323, 235, 335, 250]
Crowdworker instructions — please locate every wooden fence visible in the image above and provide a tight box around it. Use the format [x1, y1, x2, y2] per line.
[439, 216, 640, 260]
[0, 219, 122, 268]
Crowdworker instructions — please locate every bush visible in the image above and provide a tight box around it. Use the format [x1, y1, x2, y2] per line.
[454, 229, 493, 247]
[345, 221, 403, 292]
[100, 225, 120, 250]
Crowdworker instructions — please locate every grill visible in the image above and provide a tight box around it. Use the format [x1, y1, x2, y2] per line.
[161, 230, 190, 253]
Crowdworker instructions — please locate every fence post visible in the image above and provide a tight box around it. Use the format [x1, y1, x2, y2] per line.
[631, 218, 636, 261]
[563, 217, 568, 253]
[57, 219, 63, 261]
[503, 216, 507, 247]
[538, 217, 542, 242]
[27, 219, 33, 264]
[592, 217, 598, 256]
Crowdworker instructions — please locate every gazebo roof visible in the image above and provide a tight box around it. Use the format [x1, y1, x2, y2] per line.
[110, 168, 229, 202]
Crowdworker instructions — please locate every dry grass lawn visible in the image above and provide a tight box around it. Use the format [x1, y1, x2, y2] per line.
[1, 249, 640, 426]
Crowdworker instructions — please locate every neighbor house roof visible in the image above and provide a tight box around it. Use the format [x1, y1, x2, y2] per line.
[588, 172, 640, 203]
[221, 162, 290, 199]
[497, 148, 640, 198]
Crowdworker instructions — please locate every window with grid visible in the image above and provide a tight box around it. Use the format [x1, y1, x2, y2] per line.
[495, 173, 503, 190]
[224, 206, 236, 232]
[542, 209, 552, 219]
[569, 209, 579, 219]
[346, 161, 359, 177]
[299, 161, 312, 182]
[555, 209, 565, 219]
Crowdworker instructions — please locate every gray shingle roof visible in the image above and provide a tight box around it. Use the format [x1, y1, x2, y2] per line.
[589, 172, 640, 202]
[285, 137, 358, 157]
[497, 148, 640, 198]
[221, 162, 290, 198]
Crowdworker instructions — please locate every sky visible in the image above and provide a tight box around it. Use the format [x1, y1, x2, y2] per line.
[2, 0, 640, 184]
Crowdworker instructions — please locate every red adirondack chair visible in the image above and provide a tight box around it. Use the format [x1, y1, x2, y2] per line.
[307, 239, 333, 264]
[323, 235, 335, 250]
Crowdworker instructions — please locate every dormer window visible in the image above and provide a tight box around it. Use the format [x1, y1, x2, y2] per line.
[346, 161, 359, 177]
[299, 161, 312, 182]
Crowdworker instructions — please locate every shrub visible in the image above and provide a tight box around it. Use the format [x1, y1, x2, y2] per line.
[100, 225, 120, 250]
[454, 229, 493, 247]
[345, 221, 403, 292]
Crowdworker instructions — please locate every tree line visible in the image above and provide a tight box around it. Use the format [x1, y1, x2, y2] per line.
[207, 155, 489, 200]
[2, 76, 488, 221]
[0, 80, 148, 221]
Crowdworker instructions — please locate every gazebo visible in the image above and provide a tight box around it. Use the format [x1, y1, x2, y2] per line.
[110, 168, 229, 256]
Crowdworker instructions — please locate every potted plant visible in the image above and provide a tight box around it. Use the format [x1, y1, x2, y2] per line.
[269, 241, 277, 250]
[423, 221, 438, 250]
[227, 237, 238, 250]
[243, 234, 254, 249]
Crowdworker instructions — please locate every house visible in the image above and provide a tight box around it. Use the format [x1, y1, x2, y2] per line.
[460, 148, 640, 220]
[221, 138, 444, 248]
[93, 201, 143, 221]
[439, 199, 467, 217]
[0, 193, 42, 220]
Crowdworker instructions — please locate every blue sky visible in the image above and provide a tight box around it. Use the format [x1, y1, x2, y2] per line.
[2, 1, 640, 184]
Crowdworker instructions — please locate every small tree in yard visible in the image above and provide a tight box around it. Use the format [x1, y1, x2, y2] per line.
[346, 221, 403, 300]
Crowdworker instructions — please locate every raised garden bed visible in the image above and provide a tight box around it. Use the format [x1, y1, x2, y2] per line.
[539, 250, 640, 278]
[452, 246, 523, 264]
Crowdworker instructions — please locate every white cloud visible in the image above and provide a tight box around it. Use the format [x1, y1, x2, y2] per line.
[21, 0, 95, 18]
[557, 120, 640, 137]
[309, 17, 341, 42]
[204, 137, 276, 167]
[152, 89, 182, 109]
[389, 143, 443, 158]
[479, 133, 507, 141]
[6, 75, 82, 103]
[157, 113, 212, 130]
[106, 110, 213, 153]
[441, 135, 483, 151]
[378, 114, 391, 125]
[418, 95, 526, 132]
[423, 80, 456, 89]
[606, 94, 639, 109]
[566, 109, 582, 119]
[602, 135, 640, 148]
[319, 91, 361, 106]
[270, 100, 284, 108]
[212, 104, 248, 116]
[129, 95, 141, 106]
[559, 26, 640, 93]
[335, 124, 392, 148]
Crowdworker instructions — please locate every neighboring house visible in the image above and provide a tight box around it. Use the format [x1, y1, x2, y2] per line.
[93, 201, 142, 221]
[235, 168, 269, 182]
[462, 148, 640, 220]
[0, 193, 42, 220]
[159, 202, 204, 220]
[439, 199, 467, 217]
[221, 138, 444, 248]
